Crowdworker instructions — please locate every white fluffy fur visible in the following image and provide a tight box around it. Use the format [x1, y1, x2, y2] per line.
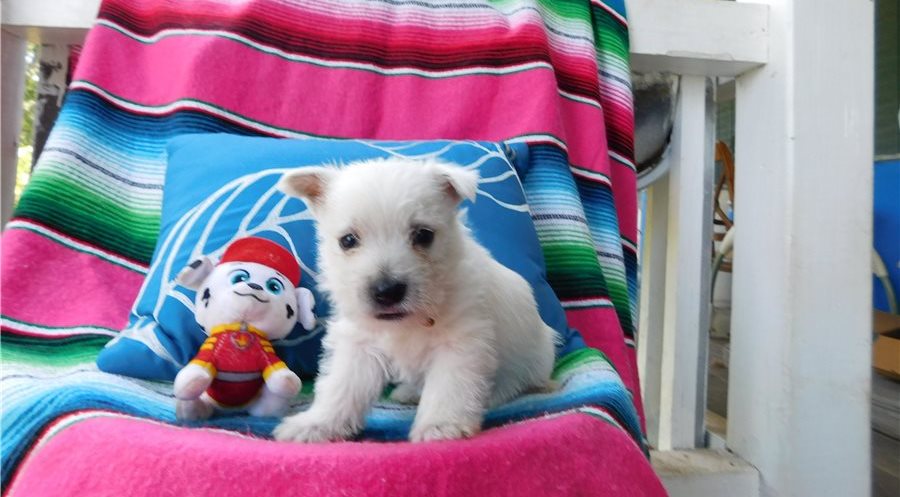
[273, 158, 555, 442]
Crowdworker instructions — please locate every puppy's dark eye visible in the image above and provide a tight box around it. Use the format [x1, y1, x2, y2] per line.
[411, 227, 435, 248]
[339, 233, 359, 250]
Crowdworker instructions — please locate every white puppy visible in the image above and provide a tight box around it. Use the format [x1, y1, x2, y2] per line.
[273, 158, 555, 443]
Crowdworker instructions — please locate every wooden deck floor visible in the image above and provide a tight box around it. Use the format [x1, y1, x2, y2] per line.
[706, 333, 900, 497]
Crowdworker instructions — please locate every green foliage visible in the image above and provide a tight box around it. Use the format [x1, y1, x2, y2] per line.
[14, 43, 40, 206]
[15, 146, 33, 201]
[19, 43, 39, 148]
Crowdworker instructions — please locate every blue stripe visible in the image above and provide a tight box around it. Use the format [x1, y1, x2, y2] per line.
[0, 349, 644, 484]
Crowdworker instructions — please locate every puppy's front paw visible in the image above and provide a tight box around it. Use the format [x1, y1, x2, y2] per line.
[273, 412, 356, 443]
[409, 422, 480, 442]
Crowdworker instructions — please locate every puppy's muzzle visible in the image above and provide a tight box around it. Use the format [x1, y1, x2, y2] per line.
[371, 278, 408, 313]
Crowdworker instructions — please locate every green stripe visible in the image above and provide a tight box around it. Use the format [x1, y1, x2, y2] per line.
[0, 334, 108, 367]
[541, 240, 611, 298]
[553, 347, 616, 379]
[514, 0, 593, 21]
[15, 172, 160, 262]
[605, 278, 634, 334]
[592, 8, 631, 60]
[29, 167, 161, 237]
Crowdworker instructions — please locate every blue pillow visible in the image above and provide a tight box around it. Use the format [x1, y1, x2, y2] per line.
[97, 135, 580, 381]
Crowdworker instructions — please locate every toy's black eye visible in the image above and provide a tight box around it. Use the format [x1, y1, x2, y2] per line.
[266, 278, 284, 295]
[229, 269, 250, 285]
[339, 233, 359, 251]
[411, 227, 435, 248]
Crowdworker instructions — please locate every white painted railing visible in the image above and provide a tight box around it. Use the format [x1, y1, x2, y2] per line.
[636, 2, 873, 497]
[1, 1, 874, 496]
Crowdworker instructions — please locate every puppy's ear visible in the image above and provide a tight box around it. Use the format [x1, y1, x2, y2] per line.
[434, 163, 479, 204]
[277, 167, 337, 208]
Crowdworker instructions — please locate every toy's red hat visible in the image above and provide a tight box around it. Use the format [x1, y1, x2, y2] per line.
[219, 237, 300, 287]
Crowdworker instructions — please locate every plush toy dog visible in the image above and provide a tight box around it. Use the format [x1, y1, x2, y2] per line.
[172, 237, 316, 420]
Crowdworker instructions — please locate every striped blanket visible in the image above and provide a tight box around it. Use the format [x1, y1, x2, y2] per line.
[1, 0, 657, 494]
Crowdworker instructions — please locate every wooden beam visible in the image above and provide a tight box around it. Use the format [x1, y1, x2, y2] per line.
[627, 0, 769, 77]
[1, 0, 100, 29]
[638, 174, 670, 448]
[657, 75, 715, 450]
[1, 0, 100, 44]
[728, 0, 873, 495]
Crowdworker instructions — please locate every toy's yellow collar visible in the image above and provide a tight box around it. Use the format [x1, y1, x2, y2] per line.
[209, 322, 269, 340]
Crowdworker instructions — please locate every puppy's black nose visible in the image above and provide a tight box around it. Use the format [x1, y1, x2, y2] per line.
[247, 282, 263, 291]
[372, 279, 407, 307]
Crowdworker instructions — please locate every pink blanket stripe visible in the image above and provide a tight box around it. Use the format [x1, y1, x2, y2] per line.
[7, 413, 666, 497]
[1, 227, 143, 333]
[77, 27, 614, 173]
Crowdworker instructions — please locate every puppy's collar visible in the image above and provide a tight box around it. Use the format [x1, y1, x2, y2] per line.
[209, 322, 269, 340]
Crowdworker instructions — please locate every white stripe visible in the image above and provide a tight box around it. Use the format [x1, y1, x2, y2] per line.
[37, 145, 163, 196]
[568, 166, 612, 185]
[577, 406, 625, 429]
[97, 20, 554, 80]
[4, 410, 241, 497]
[477, 169, 519, 184]
[37, 410, 254, 450]
[0, 317, 118, 337]
[558, 89, 602, 109]
[116, 320, 180, 366]
[561, 298, 613, 309]
[504, 134, 568, 150]
[37, 411, 112, 449]
[70, 81, 312, 139]
[475, 189, 530, 212]
[608, 150, 636, 171]
[170, 290, 196, 314]
[540, 406, 624, 431]
[74, 86, 579, 164]
[6, 220, 148, 273]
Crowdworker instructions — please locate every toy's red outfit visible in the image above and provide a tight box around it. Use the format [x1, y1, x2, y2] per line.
[189, 323, 288, 407]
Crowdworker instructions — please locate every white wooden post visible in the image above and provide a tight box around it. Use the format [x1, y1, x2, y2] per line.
[657, 75, 715, 450]
[1, 29, 27, 228]
[638, 173, 669, 448]
[728, 0, 873, 496]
